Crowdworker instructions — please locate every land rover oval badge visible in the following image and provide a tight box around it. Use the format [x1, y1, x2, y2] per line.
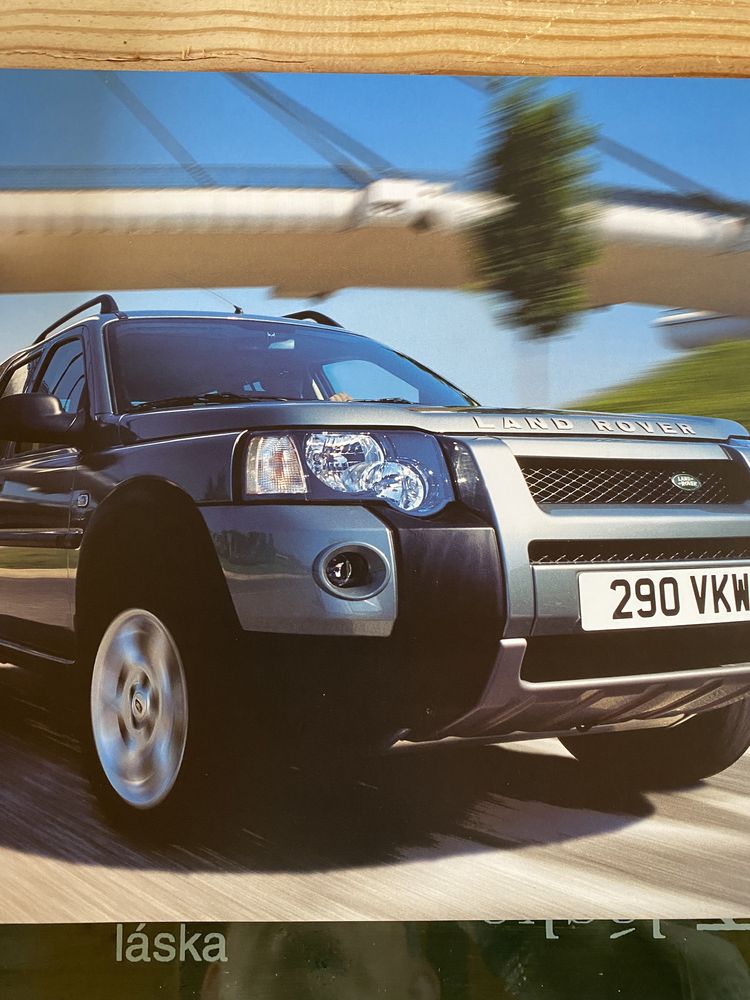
[671, 472, 702, 491]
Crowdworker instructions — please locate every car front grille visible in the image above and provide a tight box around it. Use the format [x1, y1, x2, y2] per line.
[529, 538, 750, 565]
[519, 459, 743, 505]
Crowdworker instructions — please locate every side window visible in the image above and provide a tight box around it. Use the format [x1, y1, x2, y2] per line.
[13, 338, 86, 457]
[35, 338, 86, 414]
[0, 355, 41, 399]
[0, 354, 42, 459]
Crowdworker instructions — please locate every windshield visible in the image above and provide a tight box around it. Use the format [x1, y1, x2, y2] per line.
[105, 318, 476, 412]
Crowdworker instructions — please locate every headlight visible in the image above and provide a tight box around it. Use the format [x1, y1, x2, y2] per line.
[364, 460, 427, 512]
[305, 432, 385, 493]
[243, 429, 453, 516]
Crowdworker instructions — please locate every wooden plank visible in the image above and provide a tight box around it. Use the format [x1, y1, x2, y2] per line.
[1, 1, 749, 76]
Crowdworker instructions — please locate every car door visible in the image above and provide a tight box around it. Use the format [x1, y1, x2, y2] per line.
[0, 333, 86, 659]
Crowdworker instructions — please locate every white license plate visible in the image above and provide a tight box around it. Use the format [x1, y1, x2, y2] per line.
[578, 565, 750, 632]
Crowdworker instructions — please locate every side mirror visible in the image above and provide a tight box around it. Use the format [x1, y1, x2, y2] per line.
[0, 393, 86, 445]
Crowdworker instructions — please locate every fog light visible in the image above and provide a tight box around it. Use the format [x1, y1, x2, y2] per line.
[325, 551, 370, 589]
[314, 543, 390, 601]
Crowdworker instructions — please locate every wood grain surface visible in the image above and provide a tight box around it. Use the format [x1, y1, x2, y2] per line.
[1, 1, 749, 76]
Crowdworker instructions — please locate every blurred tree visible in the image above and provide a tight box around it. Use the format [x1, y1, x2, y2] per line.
[473, 80, 600, 339]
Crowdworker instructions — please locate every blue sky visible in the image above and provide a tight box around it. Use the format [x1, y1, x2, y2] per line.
[0, 72, 748, 406]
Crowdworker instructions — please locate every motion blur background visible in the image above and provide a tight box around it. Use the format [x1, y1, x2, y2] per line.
[0, 72, 748, 420]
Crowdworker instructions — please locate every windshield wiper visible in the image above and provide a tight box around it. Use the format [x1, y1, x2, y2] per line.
[129, 392, 290, 412]
[353, 397, 414, 404]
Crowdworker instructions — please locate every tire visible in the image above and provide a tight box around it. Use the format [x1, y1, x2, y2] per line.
[82, 577, 244, 839]
[560, 697, 750, 789]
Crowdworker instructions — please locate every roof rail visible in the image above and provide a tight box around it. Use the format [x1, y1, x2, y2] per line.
[282, 310, 342, 328]
[33, 294, 122, 345]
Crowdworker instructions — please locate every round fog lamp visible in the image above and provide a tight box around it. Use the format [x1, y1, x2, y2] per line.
[314, 543, 390, 601]
[324, 551, 370, 589]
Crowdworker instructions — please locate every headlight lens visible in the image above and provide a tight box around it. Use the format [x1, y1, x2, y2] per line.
[363, 459, 427, 512]
[305, 432, 385, 493]
[243, 429, 453, 515]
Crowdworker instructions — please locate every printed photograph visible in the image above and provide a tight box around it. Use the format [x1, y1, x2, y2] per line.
[0, 920, 749, 999]
[0, 70, 747, 920]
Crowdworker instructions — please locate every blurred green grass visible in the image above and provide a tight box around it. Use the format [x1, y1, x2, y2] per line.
[573, 340, 750, 430]
[0, 550, 66, 569]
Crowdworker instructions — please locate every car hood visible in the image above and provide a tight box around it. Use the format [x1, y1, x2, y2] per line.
[114, 401, 749, 444]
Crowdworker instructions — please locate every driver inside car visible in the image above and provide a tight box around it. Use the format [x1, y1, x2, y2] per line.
[252, 365, 353, 403]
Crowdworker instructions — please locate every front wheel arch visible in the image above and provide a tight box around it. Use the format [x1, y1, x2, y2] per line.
[74, 477, 238, 650]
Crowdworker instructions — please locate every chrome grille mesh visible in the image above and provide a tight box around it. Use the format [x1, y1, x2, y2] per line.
[530, 539, 750, 565]
[520, 460, 740, 505]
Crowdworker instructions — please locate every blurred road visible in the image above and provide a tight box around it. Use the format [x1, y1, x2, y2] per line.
[0, 663, 746, 922]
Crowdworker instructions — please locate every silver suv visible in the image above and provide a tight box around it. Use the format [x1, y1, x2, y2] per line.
[0, 295, 748, 835]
